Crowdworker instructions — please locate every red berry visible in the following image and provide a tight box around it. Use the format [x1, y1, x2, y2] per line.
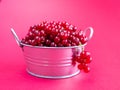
[58, 43, 63, 47]
[45, 39, 51, 46]
[74, 37, 80, 45]
[34, 30, 39, 35]
[50, 42, 57, 47]
[30, 28, 35, 33]
[39, 43, 43, 46]
[83, 66, 90, 73]
[54, 36, 60, 44]
[21, 38, 25, 43]
[62, 39, 68, 46]
[82, 63, 88, 68]
[66, 43, 71, 47]
[73, 26, 77, 31]
[25, 35, 29, 40]
[31, 40, 37, 46]
[75, 56, 81, 63]
[40, 30, 45, 36]
[24, 41, 29, 44]
[71, 42, 77, 46]
[68, 25, 74, 31]
[78, 63, 83, 70]
[84, 57, 92, 64]
[71, 31, 76, 36]
[76, 30, 83, 37]
[40, 36, 45, 43]
[35, 36, 41, 44]
[79, 35, 88, 44]
[27, 31, 34, 39]
[49, 34, 55, 41]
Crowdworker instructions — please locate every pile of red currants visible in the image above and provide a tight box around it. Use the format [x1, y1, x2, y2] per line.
[21, 21, 88, 46]
[21, 21, 92, 73]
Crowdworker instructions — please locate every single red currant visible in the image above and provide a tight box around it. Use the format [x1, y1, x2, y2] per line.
[78, 63, 84, 70]
[45, 39, 51, 46]
[50, 42, 57, 47]
[83, 66, 90, 73]
[54, 36, 60, 44]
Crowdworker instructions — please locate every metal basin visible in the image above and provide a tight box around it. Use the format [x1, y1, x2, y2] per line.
[11, 27, 93, 79]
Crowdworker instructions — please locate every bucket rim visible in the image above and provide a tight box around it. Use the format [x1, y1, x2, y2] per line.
[20, 42, 86, 49]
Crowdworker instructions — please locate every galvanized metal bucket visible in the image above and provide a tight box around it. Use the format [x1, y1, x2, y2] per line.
[11, 27, 93, 79]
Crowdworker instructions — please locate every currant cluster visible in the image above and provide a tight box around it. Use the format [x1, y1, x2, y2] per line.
[21, 21, 88, 47]
[73, 51, 92, 73]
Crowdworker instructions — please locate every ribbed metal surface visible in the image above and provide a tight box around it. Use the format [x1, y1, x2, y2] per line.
[22, 45, 82, 78]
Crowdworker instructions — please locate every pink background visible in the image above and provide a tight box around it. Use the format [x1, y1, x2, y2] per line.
[0, 0, 120, 90]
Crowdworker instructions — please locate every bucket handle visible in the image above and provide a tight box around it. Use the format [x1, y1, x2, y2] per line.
[11, 28, 23, 47]
[75, 27, 93, 55]
[83, 27, 94, 41]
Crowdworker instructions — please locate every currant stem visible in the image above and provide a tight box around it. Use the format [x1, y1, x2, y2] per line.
[79, 43, 84, 52]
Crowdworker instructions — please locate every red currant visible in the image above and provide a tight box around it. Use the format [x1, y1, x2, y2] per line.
[78, 63, 83, 70]
[45, 39, 51, 46]
[50, 42, 57, 47]
[83, 66, 90, 73]
[54, 36, 60, 44]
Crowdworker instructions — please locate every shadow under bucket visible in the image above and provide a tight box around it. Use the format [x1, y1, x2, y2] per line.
[11, 27, 93, 79]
